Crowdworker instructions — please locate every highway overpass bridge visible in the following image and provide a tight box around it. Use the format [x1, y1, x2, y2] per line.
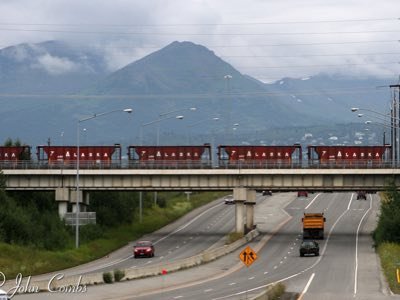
[2, 168, 400, 233]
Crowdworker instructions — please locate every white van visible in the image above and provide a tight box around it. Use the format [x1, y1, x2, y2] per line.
[0, 289, 9, 300]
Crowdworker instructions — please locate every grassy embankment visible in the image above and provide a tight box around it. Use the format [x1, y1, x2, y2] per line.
[0, 191, 226, 278]
[377, 243, 400, 293]
[375, 190, 400, 294]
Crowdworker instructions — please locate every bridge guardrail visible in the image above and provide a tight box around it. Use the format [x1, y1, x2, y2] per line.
[1, 160, 400, 169]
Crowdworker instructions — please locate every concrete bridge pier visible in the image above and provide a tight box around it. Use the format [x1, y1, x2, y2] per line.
[233, 188, 256, 234]
[55, 187, 69, 219]
[245, 196, 256, 232]
[71, 190, 90, 213]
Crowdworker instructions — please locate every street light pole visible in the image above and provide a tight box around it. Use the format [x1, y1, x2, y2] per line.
[352, 107, 396, 166]
[138, 114, 185, 210]
[75, 108, 132, 248]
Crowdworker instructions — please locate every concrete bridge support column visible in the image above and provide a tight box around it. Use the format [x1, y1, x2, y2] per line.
[233, 188, 250, 233]
[71, 190, 84, 213]
[245, 190, 256, 233]
[55, 188, 70, 219]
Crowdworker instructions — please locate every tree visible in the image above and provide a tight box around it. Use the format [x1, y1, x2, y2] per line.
[373, 178, 400, 245]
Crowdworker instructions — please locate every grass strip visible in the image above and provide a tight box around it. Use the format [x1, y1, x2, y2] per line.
[377, 242, 400, 294]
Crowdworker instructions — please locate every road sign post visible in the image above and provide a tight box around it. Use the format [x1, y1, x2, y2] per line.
[239, 246, 257, 267]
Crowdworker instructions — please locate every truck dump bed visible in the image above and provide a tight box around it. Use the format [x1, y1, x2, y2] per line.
[302, 213, 325, 239]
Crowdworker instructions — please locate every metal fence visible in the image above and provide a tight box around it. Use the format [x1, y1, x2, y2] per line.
[1, 159, 400, 169]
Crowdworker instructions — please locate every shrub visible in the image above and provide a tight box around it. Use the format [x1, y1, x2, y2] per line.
[103, 272, 113, 284]
[113, 269, 125, 282]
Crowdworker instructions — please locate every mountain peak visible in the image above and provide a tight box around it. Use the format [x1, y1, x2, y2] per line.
[90, 41, 265, 95]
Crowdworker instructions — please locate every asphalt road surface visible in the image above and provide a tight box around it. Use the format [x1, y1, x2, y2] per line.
[13, 192, 400, 300]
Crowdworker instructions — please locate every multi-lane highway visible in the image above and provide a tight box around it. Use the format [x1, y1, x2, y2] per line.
[130, 192, 388, 300]
[15, 192, 397, 300]
[19, 195, 239, 282]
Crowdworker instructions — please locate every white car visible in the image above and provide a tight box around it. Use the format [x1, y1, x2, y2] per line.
[224, 195, 235, 204]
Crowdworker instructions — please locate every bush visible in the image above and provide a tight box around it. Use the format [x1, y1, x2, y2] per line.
[267, 283, 285, 300]
[373, 180, 400, 245]
[113, 269, 125, 282]
[103, 272, 113, 284]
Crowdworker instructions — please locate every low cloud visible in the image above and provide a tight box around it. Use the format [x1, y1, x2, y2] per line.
[34, 54, 79, 75]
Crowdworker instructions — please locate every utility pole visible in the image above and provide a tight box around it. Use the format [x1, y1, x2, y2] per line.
[390, 84, 400, 167]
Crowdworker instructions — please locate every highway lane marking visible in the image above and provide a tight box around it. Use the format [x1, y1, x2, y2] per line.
[347, 193, 354, 210]
[354, 193, 372, 296]
[305, 193, 321, 210]
[264, 271, 268, 275]
[248, 276, 255, 280]
[298, 273, 315, 300]
[173, 296, 183, 299]
[78, 202, 225, 273]
[229, 282, 236, 286]
[213, 196, 354, 300]
[204, 289, 213, 292]
[154, 202, 224, 245]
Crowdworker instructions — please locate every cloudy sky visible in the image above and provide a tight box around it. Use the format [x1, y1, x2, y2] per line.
[0, 0, 399, 82]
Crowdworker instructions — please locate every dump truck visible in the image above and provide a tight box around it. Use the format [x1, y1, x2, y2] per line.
[302, 213, 326, 239]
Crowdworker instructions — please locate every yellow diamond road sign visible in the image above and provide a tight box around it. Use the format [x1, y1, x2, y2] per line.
[239, 246, 257, 267]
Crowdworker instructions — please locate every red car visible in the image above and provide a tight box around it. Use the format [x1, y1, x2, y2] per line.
[297, 191, 308, 197]
[133, 241, 155, 258]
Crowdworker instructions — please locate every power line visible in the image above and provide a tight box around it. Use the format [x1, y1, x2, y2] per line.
[0, 27, 399, 36]
[0, 17, 397, 27]
[2, 39, 398, 51]
[239, 61, 399, 69]
[0, 85, 391, 99]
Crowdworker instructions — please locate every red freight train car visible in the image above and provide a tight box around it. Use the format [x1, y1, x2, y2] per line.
[307, 145, 392, 168]
[128, 145, 212, 168]
[217, 144, 302, 168]
[37, 145, 122, 168]
[0, 146, 31, 168]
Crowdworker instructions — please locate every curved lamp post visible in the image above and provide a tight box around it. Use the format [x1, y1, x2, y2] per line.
[138, 114, 184, 215]
[351, 107, 397, 166]
[75, 108, 132, 248]
[140, 115, 184, 146]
